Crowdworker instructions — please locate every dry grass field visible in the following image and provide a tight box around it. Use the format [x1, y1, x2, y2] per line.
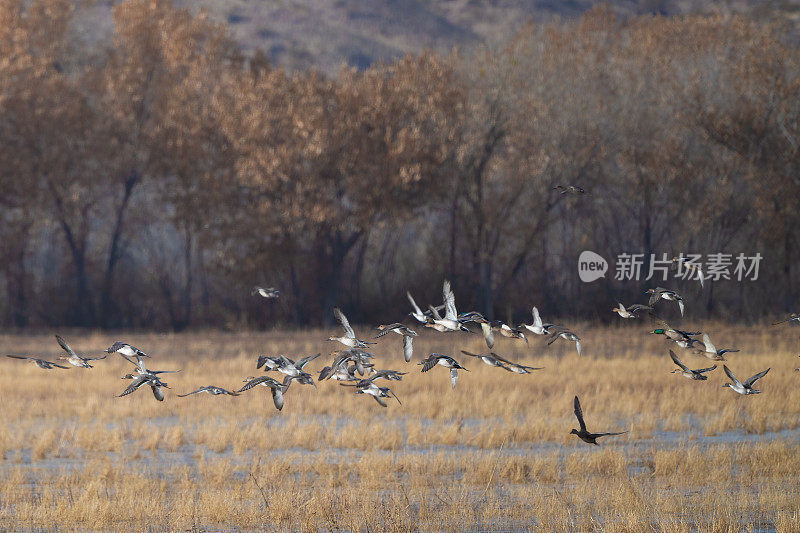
[0, 323, 799, 531]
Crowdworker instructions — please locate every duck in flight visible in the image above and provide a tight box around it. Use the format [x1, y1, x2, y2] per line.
[55, 335, 107, 368]
[570, 395, 626, 445]
[375, 323, 416, 362]
[418, 353, 468, 389]
[693, 333, 739, 361]
[118, 374, 169, 401]
[520, 307, 554, 336]
[645, 287, 684, 316]
[177, 385, 240, 397]
[238, 375, 292, 410]
[252, 286, 280, 298]
[612, 302, 651, 319]
[105, 341, 149, 359]
[328, 307, 376, 349]
[773, 313, 800, 325]
[6, 354, 69, 369]
[668, 349, 716, 380]
[722, 365, 770, 395]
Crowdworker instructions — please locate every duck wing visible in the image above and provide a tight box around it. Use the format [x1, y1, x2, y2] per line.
[177, 388, 205, 397]
[743, 368, 770, 388]
[669, 349, 690, 372]
[573, 396, 588, 432]
[722, 365, 743, 387]
[333, 307, 355, 338]
[443, 280, 457, 320]
[695, 365, 717, 374]
[403, 335, 413, 363]
[55, 335, 78, 357]
[702, 333, 717, 353]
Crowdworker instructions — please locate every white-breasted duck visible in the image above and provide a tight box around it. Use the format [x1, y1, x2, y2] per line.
[722, 365, 769, 395]
[418, 353, 468, 389]
[669, 349, 716, 380]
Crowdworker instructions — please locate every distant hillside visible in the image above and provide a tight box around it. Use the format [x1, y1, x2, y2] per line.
[80, 0, 800, 74]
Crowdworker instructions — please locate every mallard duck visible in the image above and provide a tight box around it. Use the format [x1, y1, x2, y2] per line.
[6, 354, 69, 369]
[669, 349, 716, 380]
[570, 395, 626, 445]
[55, 335, 107, 368]
[645, 287, 684, 316]
[722, 365, 769, 395]
[418, 353, 468, 388]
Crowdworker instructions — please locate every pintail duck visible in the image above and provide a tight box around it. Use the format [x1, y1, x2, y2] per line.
[773, 313, 800, 325]
[491, 353, 544, 374]
[328, 307, 376, 349]
[119, 352, 180, 380]
[55, 335, 107, 368]
[318, 349, 373, 381]
[722, 365, 769, 395]
[645, 287, 684, 316]
[118, 374, 169, 401]
[341, 378, 401, 407]
[238, 375, 292, 410]
[105, 341, 149, 359]
[670, 257, 705, 288]
[424, 280, 469, 333]
[460, 350, 508, 369]
[252, 286, 280, 298]
[612, 302, 651, 319]
[693, 333, 739, 361]
[178, 385, 239, 397]
[547, 327, 582, 356]
[274, 353, 320, 378]
[376, 323, 417, 362]
[406, 291, 445, 324]
[256, 355, 283, 371]
[6, 354, 69, 369]
[520, 307, 554, 336]
[418, 353, 468, 388]
[570, 395, 626, 445]
[669, 349, 716, 380]
[553, 185, 586, 194]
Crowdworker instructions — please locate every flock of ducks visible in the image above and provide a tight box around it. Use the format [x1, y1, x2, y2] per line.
[5, 276, 797, 445]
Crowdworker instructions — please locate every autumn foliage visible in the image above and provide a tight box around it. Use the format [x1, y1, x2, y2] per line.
[0, 1, 797, 329]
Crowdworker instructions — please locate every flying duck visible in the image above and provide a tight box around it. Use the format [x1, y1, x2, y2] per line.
[570, 395, 626, 445]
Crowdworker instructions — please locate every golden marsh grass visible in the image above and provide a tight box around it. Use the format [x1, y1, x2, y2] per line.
[0, 324, 798, 530]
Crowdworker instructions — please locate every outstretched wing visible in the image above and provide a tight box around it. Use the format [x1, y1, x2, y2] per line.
[420, 356, 438, 372]
[118, 375, 150, 397]
[596, 431, 627, 438]
[532, 307, 542, 327]
[573, 396, 587, 432]
[151, 384, 165, 402]
[443, 280, 457, 320]
[722, 365, 742, 387]
[449, 368, 459, 389]
[55, 335, 77, 357]
[695, 365, 717, 374]
[744, 368, 770, 388]
[177, 388, 205, 397]
[407, 291, 424, 317]
[669, 350, 689, 372]
[702, 333, 716, 353]
[333, 307, 355, 338]
[296, 353, 320, 369]
[403, 335, 413, 363]
[481, 322, 495, 349]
